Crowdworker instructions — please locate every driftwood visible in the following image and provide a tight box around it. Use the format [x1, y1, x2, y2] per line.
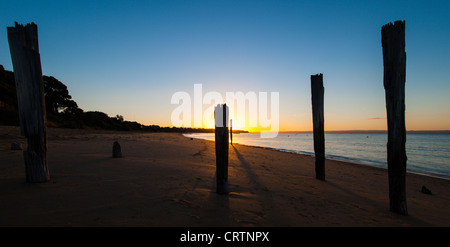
[215, 104, 229, 194]
[311, 74, 325, 180]
[7, 22, 49, 182]
[382, 20, 408, 215]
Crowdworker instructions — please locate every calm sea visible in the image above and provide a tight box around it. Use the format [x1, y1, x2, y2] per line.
[184, 132, 450, 180]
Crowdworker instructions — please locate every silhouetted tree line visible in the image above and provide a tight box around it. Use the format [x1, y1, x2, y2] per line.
[0, 65, 239, 133]
[0, 65, 17, 125]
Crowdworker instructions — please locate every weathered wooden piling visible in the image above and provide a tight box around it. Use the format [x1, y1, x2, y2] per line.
[311, 73, 325, 180]
[230, 119, 233, 145]
[382, 20, 408, 215]
[7, 22, 50, 182]
[215, 104, 229, 194]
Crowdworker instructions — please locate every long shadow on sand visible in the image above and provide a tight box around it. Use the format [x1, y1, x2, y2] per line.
[325, 180, 433, 226]
[231, 144, 264, 192]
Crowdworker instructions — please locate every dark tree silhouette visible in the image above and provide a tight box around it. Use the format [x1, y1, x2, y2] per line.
[43, 76, 81, 115]
[116, 114, 124, 122]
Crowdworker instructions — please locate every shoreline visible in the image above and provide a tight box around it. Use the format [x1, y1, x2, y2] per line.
[184, 133, 450, 181]
[237, 142, 450, 182]
[276, 130, 450, 134]
[1, 126, 449, 226]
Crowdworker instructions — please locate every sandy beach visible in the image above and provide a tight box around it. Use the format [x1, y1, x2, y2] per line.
[0, 125, 449, 227]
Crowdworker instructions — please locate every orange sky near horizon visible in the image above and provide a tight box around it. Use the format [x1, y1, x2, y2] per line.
[225, 114, 450, 133]
[164, 84, 450, 132]
[167, 101, 450, 132]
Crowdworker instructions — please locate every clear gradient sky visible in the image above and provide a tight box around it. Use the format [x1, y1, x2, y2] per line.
[1, 0, 449, 131]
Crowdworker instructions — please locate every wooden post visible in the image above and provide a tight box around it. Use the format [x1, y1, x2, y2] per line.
[382, 20, 408, 215]
[311, 73, 325, 180]
[7, 22, 50, 182]
[112, 141, 122, 158]
[215, 104, 229, 194]
[230, 119, 233, 145]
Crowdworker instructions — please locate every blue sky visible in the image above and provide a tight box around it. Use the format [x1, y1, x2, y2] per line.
[1, 0, 449, 130]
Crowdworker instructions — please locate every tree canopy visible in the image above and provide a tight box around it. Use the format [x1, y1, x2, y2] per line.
[43, 76, 82, 115]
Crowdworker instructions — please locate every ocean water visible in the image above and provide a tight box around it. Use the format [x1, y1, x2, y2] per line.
[184, 132, 450, 180]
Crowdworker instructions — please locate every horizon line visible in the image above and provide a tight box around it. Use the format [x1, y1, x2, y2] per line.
[255, 130, 450, 134]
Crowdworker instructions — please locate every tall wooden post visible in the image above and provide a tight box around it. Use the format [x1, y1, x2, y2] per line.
[230, 119, 233, 145]
[311, 74, 325, 180]
[382, 20, 407, 215]
[215, 104, 229, 194]
[7, 22, 50, 182]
